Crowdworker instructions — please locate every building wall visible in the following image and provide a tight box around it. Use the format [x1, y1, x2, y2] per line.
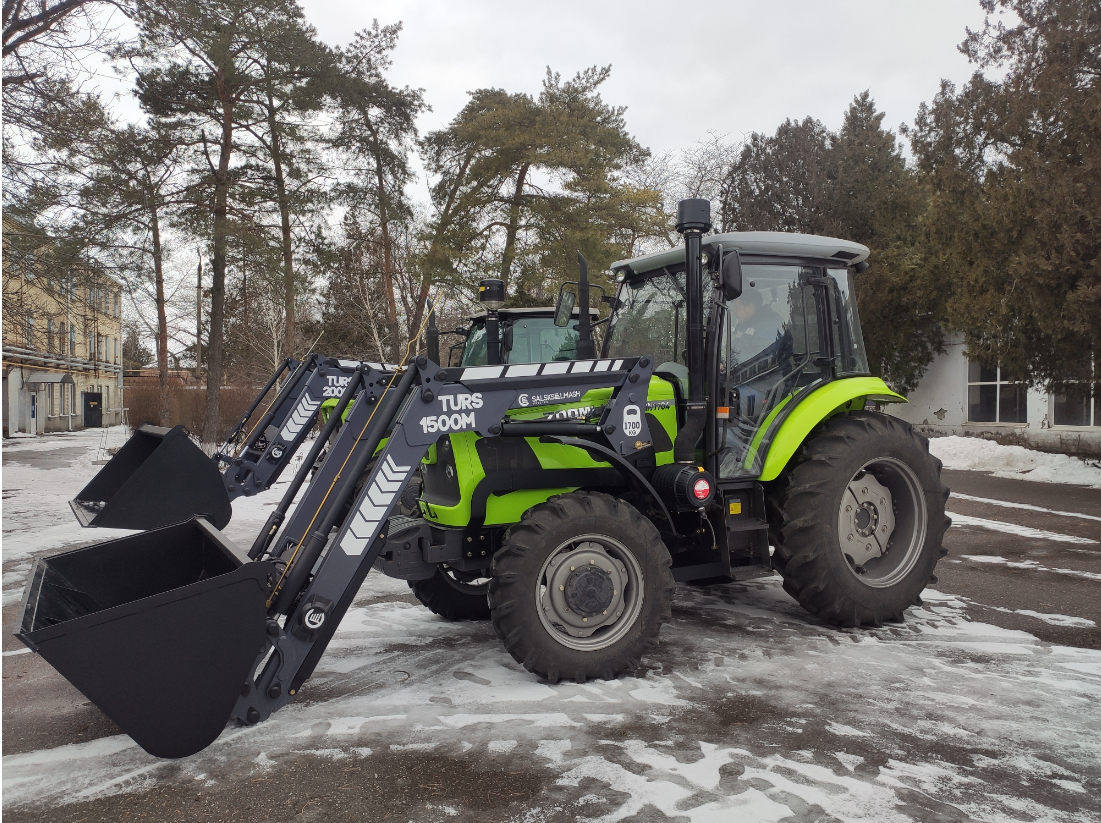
[2, 216, 124, 435]
[888, 333, 1101, 456]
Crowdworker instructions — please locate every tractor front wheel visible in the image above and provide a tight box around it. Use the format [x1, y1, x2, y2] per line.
[489, 492, 674, 683]
[767, 411, 949, 627]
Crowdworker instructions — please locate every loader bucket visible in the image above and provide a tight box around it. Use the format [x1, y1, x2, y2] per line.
[70, 424, 232, 530]
[16, 518, 276, 759]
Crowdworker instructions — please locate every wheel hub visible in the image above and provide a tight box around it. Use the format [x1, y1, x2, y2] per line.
[838, 473, 896, 567]
[564, 566, 615, 616]
[542, 542, 628, 637]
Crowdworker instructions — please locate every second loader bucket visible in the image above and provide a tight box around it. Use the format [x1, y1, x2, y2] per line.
[16, 518, 276, 758]
[71, 424, 232, 530]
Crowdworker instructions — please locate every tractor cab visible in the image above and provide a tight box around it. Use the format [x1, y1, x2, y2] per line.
[604, 233, 874, 478]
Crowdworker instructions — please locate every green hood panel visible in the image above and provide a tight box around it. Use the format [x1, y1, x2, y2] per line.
[420, 376, 678, 527]
[756, 377, 905, 482]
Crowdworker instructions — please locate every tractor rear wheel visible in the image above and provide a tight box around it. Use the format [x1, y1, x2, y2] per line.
[766, 411, 949, 628]
[489, 491, 674, 683]
[410, 567, 491, 621]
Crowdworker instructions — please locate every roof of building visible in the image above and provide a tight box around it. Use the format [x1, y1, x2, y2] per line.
[611, 231, 870, 276]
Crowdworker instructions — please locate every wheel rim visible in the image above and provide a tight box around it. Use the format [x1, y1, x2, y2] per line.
[837, 457, 927, 588]
[440, 567, 490, 597]
[536, 533, 645, 652]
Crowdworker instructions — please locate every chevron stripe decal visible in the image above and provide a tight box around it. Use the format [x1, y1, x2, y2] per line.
[279, 396, 322, 442]
[457, 358, 631, 382]
[340, 455, 413, 556]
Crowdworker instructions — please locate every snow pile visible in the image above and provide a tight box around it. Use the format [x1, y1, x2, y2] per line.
[929, 435, 1101, 488]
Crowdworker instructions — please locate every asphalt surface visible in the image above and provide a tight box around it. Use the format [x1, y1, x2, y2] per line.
[935, 470, 1101, 650]
[3, 445, 1099, 823]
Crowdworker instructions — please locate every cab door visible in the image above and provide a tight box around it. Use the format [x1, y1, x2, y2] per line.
[715, 265, 831, 478]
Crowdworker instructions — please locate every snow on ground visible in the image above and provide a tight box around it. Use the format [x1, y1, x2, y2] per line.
[3, 429, 1101, 822]
[929, 434, 1101, 488]
[4, 579, 1100, 822]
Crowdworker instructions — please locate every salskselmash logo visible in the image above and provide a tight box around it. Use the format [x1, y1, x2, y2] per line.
[322, 374, 352, 398]
[304, 608, 325, 629]
[521, 389, 583, 407]
[419, 392, 482, 434]
[622, 404, 642, 437]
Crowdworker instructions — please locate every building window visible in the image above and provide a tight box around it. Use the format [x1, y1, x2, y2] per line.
[69, 324, 76, 356]
[967, 361, 1027, 424]
[25, 313, 34, 348]
[1052, 361, 1100, 427]
[47, 318, 55, 352]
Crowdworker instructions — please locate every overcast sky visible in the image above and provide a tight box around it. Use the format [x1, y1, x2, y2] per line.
[300, 0, 990, 158]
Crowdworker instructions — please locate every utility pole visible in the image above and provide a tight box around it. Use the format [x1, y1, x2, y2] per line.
[195, 251, 203, 381]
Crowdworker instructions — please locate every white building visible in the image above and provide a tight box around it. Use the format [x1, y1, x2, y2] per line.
[889, 333, 1100, 457]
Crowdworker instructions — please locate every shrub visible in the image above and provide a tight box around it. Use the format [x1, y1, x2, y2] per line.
[124, 385, 262, 442]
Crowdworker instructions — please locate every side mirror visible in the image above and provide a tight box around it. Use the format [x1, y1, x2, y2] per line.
[721, 251, 743, 301]
[554, 289, 576, 327]
[502, 324, 514, 353]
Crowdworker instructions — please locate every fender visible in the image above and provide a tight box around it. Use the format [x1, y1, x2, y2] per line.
[756, 377, 906, 482]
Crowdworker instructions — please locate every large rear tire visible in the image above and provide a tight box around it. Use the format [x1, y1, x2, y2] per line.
[489, 492, 674, 683]
[766, 411, 950, 628]
[410, 567, 491, 621]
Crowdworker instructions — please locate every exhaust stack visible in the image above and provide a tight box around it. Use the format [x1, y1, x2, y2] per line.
[672, 198, 712, 463]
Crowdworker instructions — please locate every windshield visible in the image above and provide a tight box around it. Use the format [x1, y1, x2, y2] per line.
[459, 315, 580, 367]
[604, 271, 687, 366]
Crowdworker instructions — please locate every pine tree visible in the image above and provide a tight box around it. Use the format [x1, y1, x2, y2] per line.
[721, 96, 940, 392]
[910, 0, 1101, 391]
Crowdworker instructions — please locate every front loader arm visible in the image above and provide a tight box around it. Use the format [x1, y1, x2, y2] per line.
[235, 355, 659, 726]
[218, 356, 396, 501]
[18, 355, 664, 758]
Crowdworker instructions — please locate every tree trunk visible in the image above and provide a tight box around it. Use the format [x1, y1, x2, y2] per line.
[150, 199, 170, 426]
[203, 82, 233, 445]
[409, 152, 473, 339]
[498, 163, 529, 288]
[366, 119, 401, 362]
[266, 81, 296, 360]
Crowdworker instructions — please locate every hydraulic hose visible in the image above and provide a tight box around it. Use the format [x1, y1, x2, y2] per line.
[270, 362, 419, 614]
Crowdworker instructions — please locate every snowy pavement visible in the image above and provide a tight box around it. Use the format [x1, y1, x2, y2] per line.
[3, 429, 1100, 822]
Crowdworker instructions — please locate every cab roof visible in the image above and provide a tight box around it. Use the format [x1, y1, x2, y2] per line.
[610, 231, 870, 277]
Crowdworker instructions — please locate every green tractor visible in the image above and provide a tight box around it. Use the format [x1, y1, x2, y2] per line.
[408, 198, 948, 678]
[17, 198, 949, 757]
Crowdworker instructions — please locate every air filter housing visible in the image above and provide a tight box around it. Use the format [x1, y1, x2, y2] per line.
[478, 278, 505, 311]
[652, 464, 716, 512]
